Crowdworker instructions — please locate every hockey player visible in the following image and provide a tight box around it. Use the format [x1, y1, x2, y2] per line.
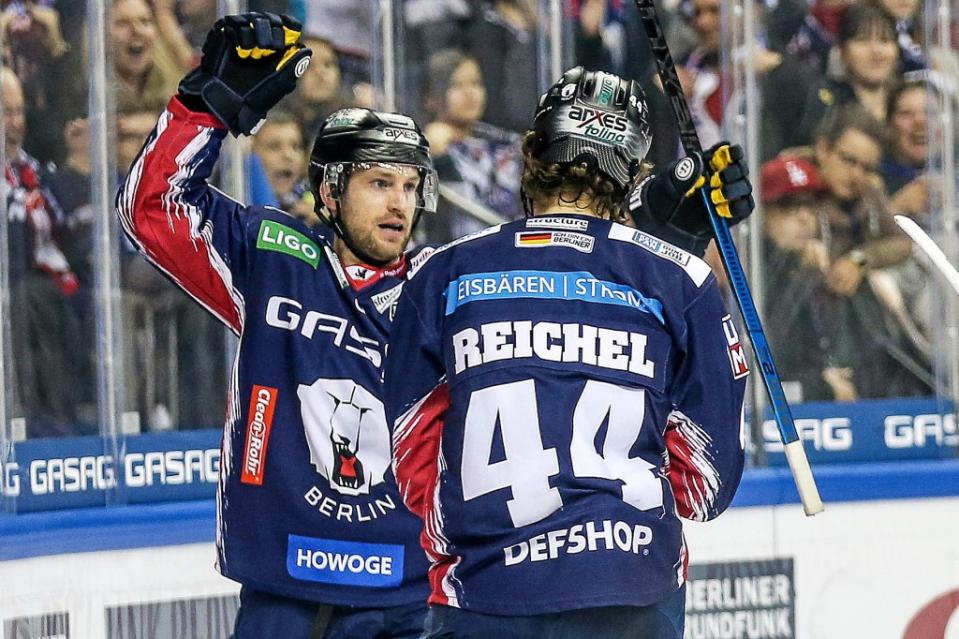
[383, 67, 752, 638]
[116, 13, 437, 638]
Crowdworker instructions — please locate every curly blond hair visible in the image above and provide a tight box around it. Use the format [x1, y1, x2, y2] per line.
[520, 132, 651, 223]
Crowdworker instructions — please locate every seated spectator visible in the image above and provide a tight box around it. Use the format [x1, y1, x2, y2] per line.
[249, 111, 317, 226]
[796, 3, 901, 141]
[1, 1, 85, 165]
[883, 77, 931, 203]
[2, 67, 85, 436]
[797, 105, 933, 397]
[422, 49, 523, 241]
[760, 157, 859, 401]
[111, 0, 189, 115]
[281, 35, 350, 142]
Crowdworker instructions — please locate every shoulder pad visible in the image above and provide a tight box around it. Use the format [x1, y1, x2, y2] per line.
[608, 223, 712, 287]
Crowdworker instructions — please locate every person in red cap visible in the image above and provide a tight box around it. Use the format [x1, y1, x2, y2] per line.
[760, 156, 862, 402]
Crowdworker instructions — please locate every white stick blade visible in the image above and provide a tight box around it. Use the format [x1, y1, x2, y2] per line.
[784, 440, 824, 516]
[895, 215, 959, 296]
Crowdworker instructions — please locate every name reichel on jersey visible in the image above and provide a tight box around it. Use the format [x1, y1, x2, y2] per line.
[384, 214, 747, 615]
[116, 97, 428, 606]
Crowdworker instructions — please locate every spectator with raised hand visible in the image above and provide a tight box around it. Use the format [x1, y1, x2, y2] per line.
[1, 1, 84, 164]
[466, 0, 539, 134]
[2, 67, 84, 436]
[422, 48, 523, 241]
[175, 0, 218, 51]
[111, 0, 189, 115]
[785, 0, 853, 75]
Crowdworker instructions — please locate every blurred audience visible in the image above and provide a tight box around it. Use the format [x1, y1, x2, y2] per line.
[760, 157, 859, 401]
[676, 0, 724, 148]
[3, 67, 86, 436]
[786, 0, 849, 75]
[797, 3, 901, 139]
[248, 111, 316, 226]
[870, 0, 926, 71]
[466, 0, 539, 134]
[111, 0, 189, 115]
[800, 105, 932, 396]
[1, 0, 85, 165]
[882, 77, 932, 201]
[281, 35, 351, 143]
[422, 49, 523, 241]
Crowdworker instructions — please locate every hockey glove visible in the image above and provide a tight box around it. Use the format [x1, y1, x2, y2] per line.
[178, 12, 312, 136]
[629, 142, 754, 257]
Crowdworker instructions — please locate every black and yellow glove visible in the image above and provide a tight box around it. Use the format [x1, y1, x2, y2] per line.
[178, 12, 312, 136]
[629, 142, 754, 257]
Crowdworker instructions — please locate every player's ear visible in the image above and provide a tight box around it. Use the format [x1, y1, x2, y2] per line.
[319, 181, 338, 214]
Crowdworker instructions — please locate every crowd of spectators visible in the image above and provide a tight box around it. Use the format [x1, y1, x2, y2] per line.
[1, 0, 955, 437]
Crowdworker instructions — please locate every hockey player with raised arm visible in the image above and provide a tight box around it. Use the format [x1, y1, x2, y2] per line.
[383, 67, 754, 638]
[116, 13, 439, 638]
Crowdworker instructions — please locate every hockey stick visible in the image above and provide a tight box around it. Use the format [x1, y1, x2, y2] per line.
[634, 0, 823, 515]
[895, 215, 959, 296]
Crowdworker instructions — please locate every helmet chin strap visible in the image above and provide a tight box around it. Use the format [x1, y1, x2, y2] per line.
[322, 198, 423, 269]
[325, 207, 393, 268]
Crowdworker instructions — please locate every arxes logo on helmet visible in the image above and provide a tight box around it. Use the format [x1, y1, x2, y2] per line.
[383, 127, 419, 144]
[568, 105, 628, 146]
[569, 106, 628, 132]
[257, 220, 321, 268]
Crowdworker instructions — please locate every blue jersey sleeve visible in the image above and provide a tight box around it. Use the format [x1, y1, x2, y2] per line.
[665, 281, 747, 521]
[116, 96, 251, 334]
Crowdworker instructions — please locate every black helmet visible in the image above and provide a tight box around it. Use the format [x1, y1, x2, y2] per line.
[309, 107, 438, 212]
[529, 67, 651, 190]
[308, 108, 438, 264]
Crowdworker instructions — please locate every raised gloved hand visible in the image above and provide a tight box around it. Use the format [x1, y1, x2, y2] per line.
[178, 12, 312, 136]
[628, 142, 754, 257]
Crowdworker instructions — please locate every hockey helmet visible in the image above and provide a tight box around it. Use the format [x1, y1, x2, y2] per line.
[309, 108, 438, 215]
[529, 67, 651, 190]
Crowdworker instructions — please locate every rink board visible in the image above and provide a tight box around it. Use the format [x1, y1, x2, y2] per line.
[1, 461, 958, 638]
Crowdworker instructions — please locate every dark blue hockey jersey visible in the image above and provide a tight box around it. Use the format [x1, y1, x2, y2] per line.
[116, 97, 428, 606]
[383, 214, 747, 615]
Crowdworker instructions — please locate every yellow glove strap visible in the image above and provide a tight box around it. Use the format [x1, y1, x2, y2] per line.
[233, 25, 303, 69]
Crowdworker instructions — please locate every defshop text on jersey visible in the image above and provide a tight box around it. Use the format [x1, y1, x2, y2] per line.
[384, 215, 748, 615]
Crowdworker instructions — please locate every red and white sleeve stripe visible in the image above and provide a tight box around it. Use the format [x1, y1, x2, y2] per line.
[664, 409, 721, 521]
[116, 97, 245, 334]
[392, 382, 463, 606]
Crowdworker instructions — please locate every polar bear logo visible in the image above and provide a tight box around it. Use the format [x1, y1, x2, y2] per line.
[298, 378, 390, 497]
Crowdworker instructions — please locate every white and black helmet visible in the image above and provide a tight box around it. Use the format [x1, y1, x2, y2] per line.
[529, 67, 652, 190]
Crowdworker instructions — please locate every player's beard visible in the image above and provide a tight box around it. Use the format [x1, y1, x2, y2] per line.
[340, 217, 410, 266]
